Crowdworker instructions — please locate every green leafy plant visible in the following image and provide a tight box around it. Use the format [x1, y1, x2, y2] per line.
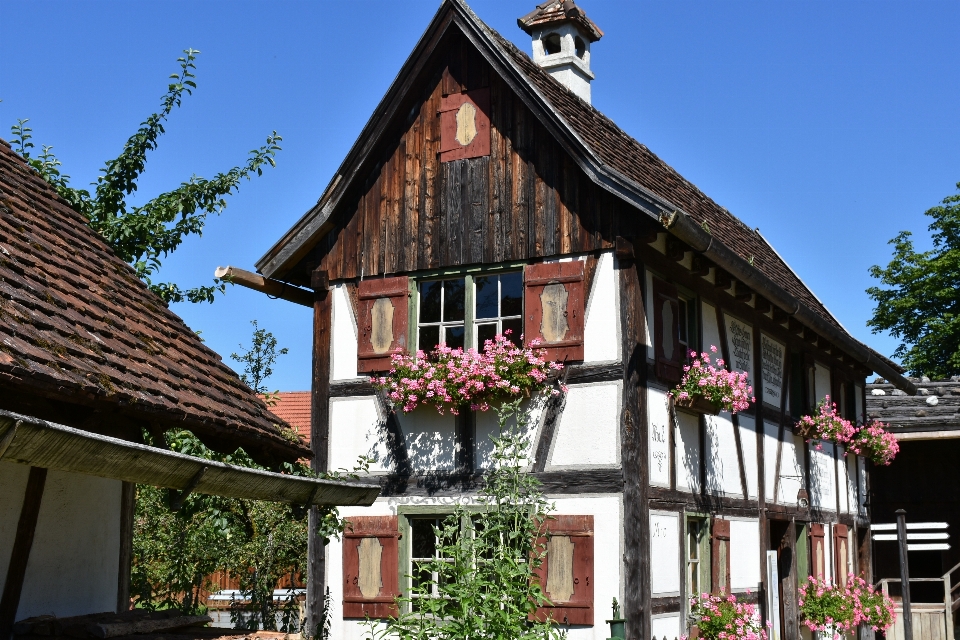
[867, 181, 960, 378]
[686, 591, 768, 640]
[231, 319, 289, 397]
[9, 49, 282, 305]
[364, 397, 566, 640]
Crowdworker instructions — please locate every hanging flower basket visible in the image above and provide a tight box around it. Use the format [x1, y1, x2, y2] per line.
[674, 394, 721, 416]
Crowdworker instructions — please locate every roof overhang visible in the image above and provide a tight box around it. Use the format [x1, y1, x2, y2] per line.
[0, 410, 379, 507]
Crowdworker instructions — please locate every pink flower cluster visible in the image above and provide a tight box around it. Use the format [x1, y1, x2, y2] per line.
[798, 397, 899, 465]
[799, 575, 896, 634]
[669, 346, 755, 414]
[371, 332, 564, 415]
[685, 591, 768, 640]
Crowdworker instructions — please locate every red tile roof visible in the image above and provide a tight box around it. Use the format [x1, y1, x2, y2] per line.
[262, 392, 312, 444]
[0, 140, 310, 464]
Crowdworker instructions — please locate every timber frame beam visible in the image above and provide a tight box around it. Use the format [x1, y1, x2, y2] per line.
[214, 266, 314, 307]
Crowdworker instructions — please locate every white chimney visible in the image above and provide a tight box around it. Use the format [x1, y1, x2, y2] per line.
[518, 1, 604, 104]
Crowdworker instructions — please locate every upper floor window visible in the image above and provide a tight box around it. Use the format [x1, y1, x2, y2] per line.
[418, 277, 466, 352]
[474, 272, 523, 347]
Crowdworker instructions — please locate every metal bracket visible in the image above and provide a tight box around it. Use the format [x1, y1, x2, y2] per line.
[170, 466, 208, 512]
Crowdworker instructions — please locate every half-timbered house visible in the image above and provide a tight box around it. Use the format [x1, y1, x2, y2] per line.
[0, 138, 378, 635]
[223, 1, 918, 638]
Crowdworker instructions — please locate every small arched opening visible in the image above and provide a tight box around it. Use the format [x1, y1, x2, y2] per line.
[543, 33, 562, 55]
[574, 36, 586, 59]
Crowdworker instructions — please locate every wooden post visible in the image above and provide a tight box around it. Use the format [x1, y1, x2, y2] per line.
[116, 481, 136, 612]
[0, 466, 47, 639]
[896, 509, 913, 640]
[619, 256, 649, 640]
[306, 270, 332, 635]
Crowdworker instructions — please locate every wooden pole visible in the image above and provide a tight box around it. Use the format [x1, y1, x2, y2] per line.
[0, 466, 47, 639]
[896, 509, 913, 640]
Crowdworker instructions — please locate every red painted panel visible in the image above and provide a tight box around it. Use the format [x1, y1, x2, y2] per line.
[523, 261, 585, 362]
[439, 88, 490, 161]
[342, 516, 401, 619]
[532, 514, 595, 626]
[357, 276, 409, 373]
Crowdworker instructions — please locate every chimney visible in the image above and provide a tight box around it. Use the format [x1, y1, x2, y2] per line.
[518, 1, 604, 104]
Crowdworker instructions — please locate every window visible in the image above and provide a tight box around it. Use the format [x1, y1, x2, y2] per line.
[677, 296, 697, 354]
[416, 271, 523, 352]
[686, 517, 708, 598]
[474, 272, 523, 347]
[410, 516, 453, 606]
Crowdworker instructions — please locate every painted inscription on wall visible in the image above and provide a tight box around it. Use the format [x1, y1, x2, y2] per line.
[647, 388, 671, 487]
[650, 511, 680, 595]
[724, 314, 754, 383]
[760, 333, 786, 408]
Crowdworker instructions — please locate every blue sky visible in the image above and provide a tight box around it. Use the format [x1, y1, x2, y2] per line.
[1, 0, 957, 390]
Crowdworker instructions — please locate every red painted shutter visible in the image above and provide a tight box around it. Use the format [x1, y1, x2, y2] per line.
[711, 518, 731, 594]
[833, 524, 849, 585]
[532, 515, 594, 625]
[357, 276, 409, 373]
[342, 516, 401, 619]
[439, 88, 490, 161]
[523, 261, 585, 362]
[652, 276, 683, 383]
[810, 523, 826, 579]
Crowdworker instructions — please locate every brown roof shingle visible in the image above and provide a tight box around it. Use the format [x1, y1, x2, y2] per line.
[0, 140, 310, 464]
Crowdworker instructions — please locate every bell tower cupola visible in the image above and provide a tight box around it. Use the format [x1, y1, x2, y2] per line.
[518, 0, 604, 104]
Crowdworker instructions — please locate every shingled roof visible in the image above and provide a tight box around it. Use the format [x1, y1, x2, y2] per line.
[866, 379, 960, 438]
[0, 140, 310, 464]
[262, 391, 312, 443]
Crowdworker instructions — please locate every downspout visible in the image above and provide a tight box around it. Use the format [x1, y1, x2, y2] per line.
[659, 209, 917, 396]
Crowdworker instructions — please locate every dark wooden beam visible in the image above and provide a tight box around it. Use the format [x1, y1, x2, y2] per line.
[772, 306, 790, 325]
[0, 466, 47, 639]
[690, 254, 711, 278]
[116, 481, 136, 612]
[307, 272, 333, 632]
[788, 318, 805, 337]
[754, 295, 771, 314]
[620, 260, 650, 640]
[714, 268, 732, 291]
[733, 281, 753, 303]
[615, 235, 635, 261]
[665, 236, 686, 262]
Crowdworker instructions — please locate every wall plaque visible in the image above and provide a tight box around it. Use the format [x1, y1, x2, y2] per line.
[760, 333, 786, 408]
[723, 314, 754, 382]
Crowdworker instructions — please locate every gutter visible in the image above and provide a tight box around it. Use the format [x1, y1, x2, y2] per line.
[660, 209, 917, 396]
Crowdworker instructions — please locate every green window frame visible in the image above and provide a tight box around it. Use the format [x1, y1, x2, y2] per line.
[685, 513, 710, 602]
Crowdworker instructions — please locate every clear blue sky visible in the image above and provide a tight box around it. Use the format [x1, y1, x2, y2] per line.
[2, 0, 957, 390]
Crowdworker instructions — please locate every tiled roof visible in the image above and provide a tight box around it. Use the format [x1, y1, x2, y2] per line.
[489, 29, 845, 333]
[262, 391, 312, 443]
[866, 380, 960, 434]
[517, 1, 604, 42]
[0, 140, 310, 464]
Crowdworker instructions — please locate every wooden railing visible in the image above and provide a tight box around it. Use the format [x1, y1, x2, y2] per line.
[878, 561, 960, 640]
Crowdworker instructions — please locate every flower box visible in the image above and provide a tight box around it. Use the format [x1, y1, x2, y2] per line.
[674, 394, 721, 416]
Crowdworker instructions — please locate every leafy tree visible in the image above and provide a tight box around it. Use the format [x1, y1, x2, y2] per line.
[867, 182, 960, 378]
[366, 398, 566, 640]
[231, 319, 289, 396]
[9, 49, 281, 304]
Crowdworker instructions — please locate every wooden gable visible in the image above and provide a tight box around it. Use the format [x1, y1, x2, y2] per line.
[287, 30, 638, 286]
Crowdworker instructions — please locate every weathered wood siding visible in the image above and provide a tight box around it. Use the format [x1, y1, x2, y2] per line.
[304, 34, 628, 282]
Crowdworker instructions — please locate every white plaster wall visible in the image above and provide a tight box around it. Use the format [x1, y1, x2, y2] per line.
[395, 406, 458, 471]
[814, 361, 831, 404]
[705, 412, 743, 497]
[648, 386, 671, 487]
[583, 252, 620, 363]
[329, 396, 392, 473]
[857, 457, 868, 515]
[330, 494, 622, 640]
[548, 382, 621, 469]
[738, 415, 759, 499]
[0, 464, 121, 619]
[730, 517, 761, 592]
[701, 301, 722, 353]
[651, 613, 682, 640]
[854, 384, 864, 422]
[650, 510, 680, 596]
[809, 442, 836, 511]
[675, 411, 700, 493]
[331, 283, 361, 381]
[836, 448, 849, 513]
[846, 455, 858, 515]
[778, 432, 806, 505]
[475, 398, 543, 469]
[763, 421, 779, 502]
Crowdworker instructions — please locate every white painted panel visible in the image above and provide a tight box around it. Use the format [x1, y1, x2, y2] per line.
[648, 387, 672, 487]
[329, 396, 392, 473]
[675, 411, 701, 493]
[810, 442, 836, 511]
[701, 301, 722, 354]
[814, 361, 831, 404]
[651, 613, 682, 640]
[645, 269, 655, 359]
[857, 457, 868, 515]
[730, 518, 761, 591]
[724, 314, 754, 382]
[650, 510, 681, 595]
[331, 283, 360, 381]
[778, 432, 806, 505]
[474, 398, 542, 470]
[396, 405, 457, 471]
[846, 456, 859, 515]
[763, 421, 779, 502]
[738, 415, 759, 499]
[548, 382, 621, 468]
[15, 468, 121, 619]
[583, 251, 620, 362]
[705, 412, 743, 497]
[760, 333, 786, 409]
[836, 447, 849, 513]
[854, 384, 864, 422]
